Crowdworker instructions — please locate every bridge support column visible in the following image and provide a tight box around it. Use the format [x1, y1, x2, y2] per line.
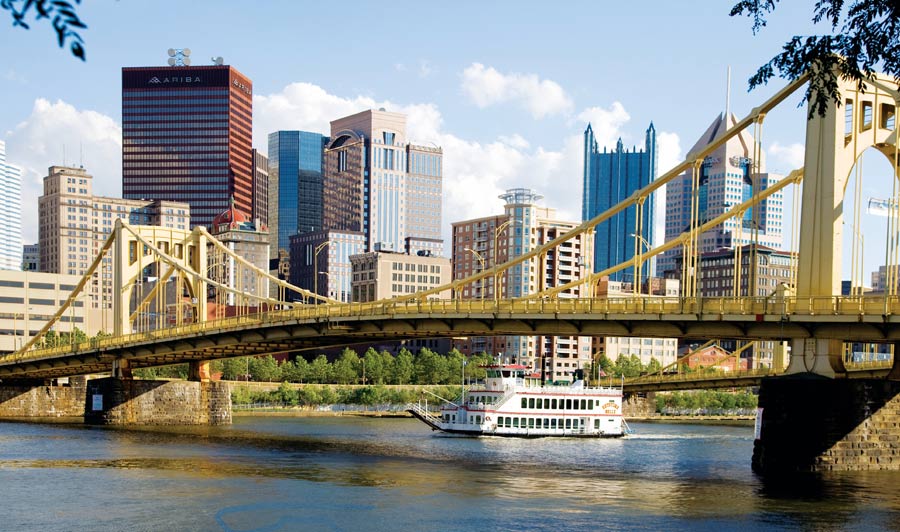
[84, 377, 231, 425]
[752, 376, 900, 473]
[784, 338, 845, 377]
[111, 358, 132, 379]
[189, 360, 211, 382]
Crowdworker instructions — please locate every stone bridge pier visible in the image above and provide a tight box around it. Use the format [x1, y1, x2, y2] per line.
[84, 360, 232, 425]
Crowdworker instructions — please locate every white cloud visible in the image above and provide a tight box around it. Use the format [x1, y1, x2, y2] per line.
[255, 82, 606, 248]
[576, 103, 631, 147]
[656, 131, 682, 176]
[5, 98, 121, 243]
[460, 63, 573, 119]
[418, 60, 434, 79]
[767, 141, 805, 174]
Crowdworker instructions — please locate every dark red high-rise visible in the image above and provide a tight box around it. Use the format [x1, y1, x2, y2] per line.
[122, 64, 253, 229]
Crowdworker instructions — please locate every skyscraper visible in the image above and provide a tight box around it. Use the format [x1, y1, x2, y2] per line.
[121, 62, 253, 229]
[251, 148, 269, 227]
[38, 165, 189, 330]
[267, 131, 327, 256]
[661, 113, 784, 274]
[324, 109, 443, 256]
[451, 188, 593, 381]
[0, 141, 22, 271]
[582, 123, 657, 281]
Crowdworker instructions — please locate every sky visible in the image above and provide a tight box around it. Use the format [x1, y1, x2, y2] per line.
[0, 0, 893, 281]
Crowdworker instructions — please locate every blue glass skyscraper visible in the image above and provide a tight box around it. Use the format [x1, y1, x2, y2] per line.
[267, 131, 328, 254]
[582, 123, 657, 282]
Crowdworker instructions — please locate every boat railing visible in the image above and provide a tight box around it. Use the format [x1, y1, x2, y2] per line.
[406, 401, 443, 429]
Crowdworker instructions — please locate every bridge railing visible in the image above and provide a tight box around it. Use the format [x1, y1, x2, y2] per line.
[5, 295, 900, 368]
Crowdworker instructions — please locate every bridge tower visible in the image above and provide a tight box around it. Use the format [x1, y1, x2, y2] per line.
[790, 72, 900, 376]
[755, 72, 900, 473]
[111, 220, 211, 379]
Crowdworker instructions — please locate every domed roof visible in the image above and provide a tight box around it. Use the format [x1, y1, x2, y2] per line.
[212, 196, 251, 231]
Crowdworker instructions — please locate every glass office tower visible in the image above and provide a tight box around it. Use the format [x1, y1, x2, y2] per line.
[121, 64, 253, 229]
[0, 141, 22, 270]
[582, 123, 657, 281]
[267, 131, 327, 255]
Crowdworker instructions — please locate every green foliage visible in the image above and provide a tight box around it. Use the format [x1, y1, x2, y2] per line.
[308, 354, 331, 383]
[392, 348, 414, 385]
[362, 348, 384, 384]
[332, 348, 359, 384]
[277, 381, 298, 405]
[414, 348, 448, 384]
[249, 355, 281, 382]
[646, 357, 663, 375]
[3, 0, 87, 60]
[219, 357, 249, 381]
[133, 363, 188, 380]
[655, 390, 758, 414]
[282, 357, 308, 383]
[613, 354, 643, 378]
[731, 0, 900, 117]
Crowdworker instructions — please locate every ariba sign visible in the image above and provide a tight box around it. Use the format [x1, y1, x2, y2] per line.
[232, 78, 251, 96]
[148, 75, 202, 85]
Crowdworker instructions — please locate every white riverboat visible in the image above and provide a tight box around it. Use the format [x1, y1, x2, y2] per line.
[407, 364, 627, 437]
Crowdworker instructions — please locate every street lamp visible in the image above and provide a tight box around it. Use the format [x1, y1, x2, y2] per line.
[464, 247, 486, 301]
[844, 222, 864, 296]
[630, 233, 652, 294]
[313, 240, 331, 303]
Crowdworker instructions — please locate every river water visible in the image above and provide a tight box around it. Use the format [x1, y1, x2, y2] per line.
[1, 417, 899, 531]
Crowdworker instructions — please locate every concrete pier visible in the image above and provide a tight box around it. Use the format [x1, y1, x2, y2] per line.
[752, 376, 900, 473]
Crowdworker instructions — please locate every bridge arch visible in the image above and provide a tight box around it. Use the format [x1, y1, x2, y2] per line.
[791, 72, 899, 376]
[798, 73, 900, 298]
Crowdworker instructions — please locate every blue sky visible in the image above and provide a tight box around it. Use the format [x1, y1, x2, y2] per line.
[1, 1, 891, 281]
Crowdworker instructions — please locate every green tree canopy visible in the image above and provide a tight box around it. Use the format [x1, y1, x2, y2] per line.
[731, 0, 900, 117]
[332, 348, 359, 384]
[249, 355, 281, 382]
[308, 354, 331, 384]
[392, 348, 415, 385]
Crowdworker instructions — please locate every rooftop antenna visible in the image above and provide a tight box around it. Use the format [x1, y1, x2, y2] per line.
[166, 48, 192, 67]
[725, 66, 732, 124]
[79, 141, 84, 168]
[211, 56, 224, 66]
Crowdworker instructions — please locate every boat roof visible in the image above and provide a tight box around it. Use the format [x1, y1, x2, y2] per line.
[482, 364, 529, 370]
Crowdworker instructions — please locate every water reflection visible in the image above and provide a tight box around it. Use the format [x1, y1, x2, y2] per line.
[0, 418, 898, 531]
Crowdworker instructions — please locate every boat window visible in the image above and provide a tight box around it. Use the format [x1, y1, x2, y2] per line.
[551, 419, 557, 429]
[498, 416, 504, 426]
[543, 418, 550, 428]
[588, 400, 593, 410]
[521, 398, 527, 409]
[565, 419, 572, 429]
[566, 399, 572, 410]
[502, 371, 510, 378]
[513, 418, 519, 428]
[594, 419, 600, 429]
[581, 399, 587, 410]
[535, 398, 542, 410]
[528, 418, 534, 428]
[551, 399, 557, 409]
[528, 398, 535, 409]
[596, 400, 600, 407]
[543, 398, 550, 409]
